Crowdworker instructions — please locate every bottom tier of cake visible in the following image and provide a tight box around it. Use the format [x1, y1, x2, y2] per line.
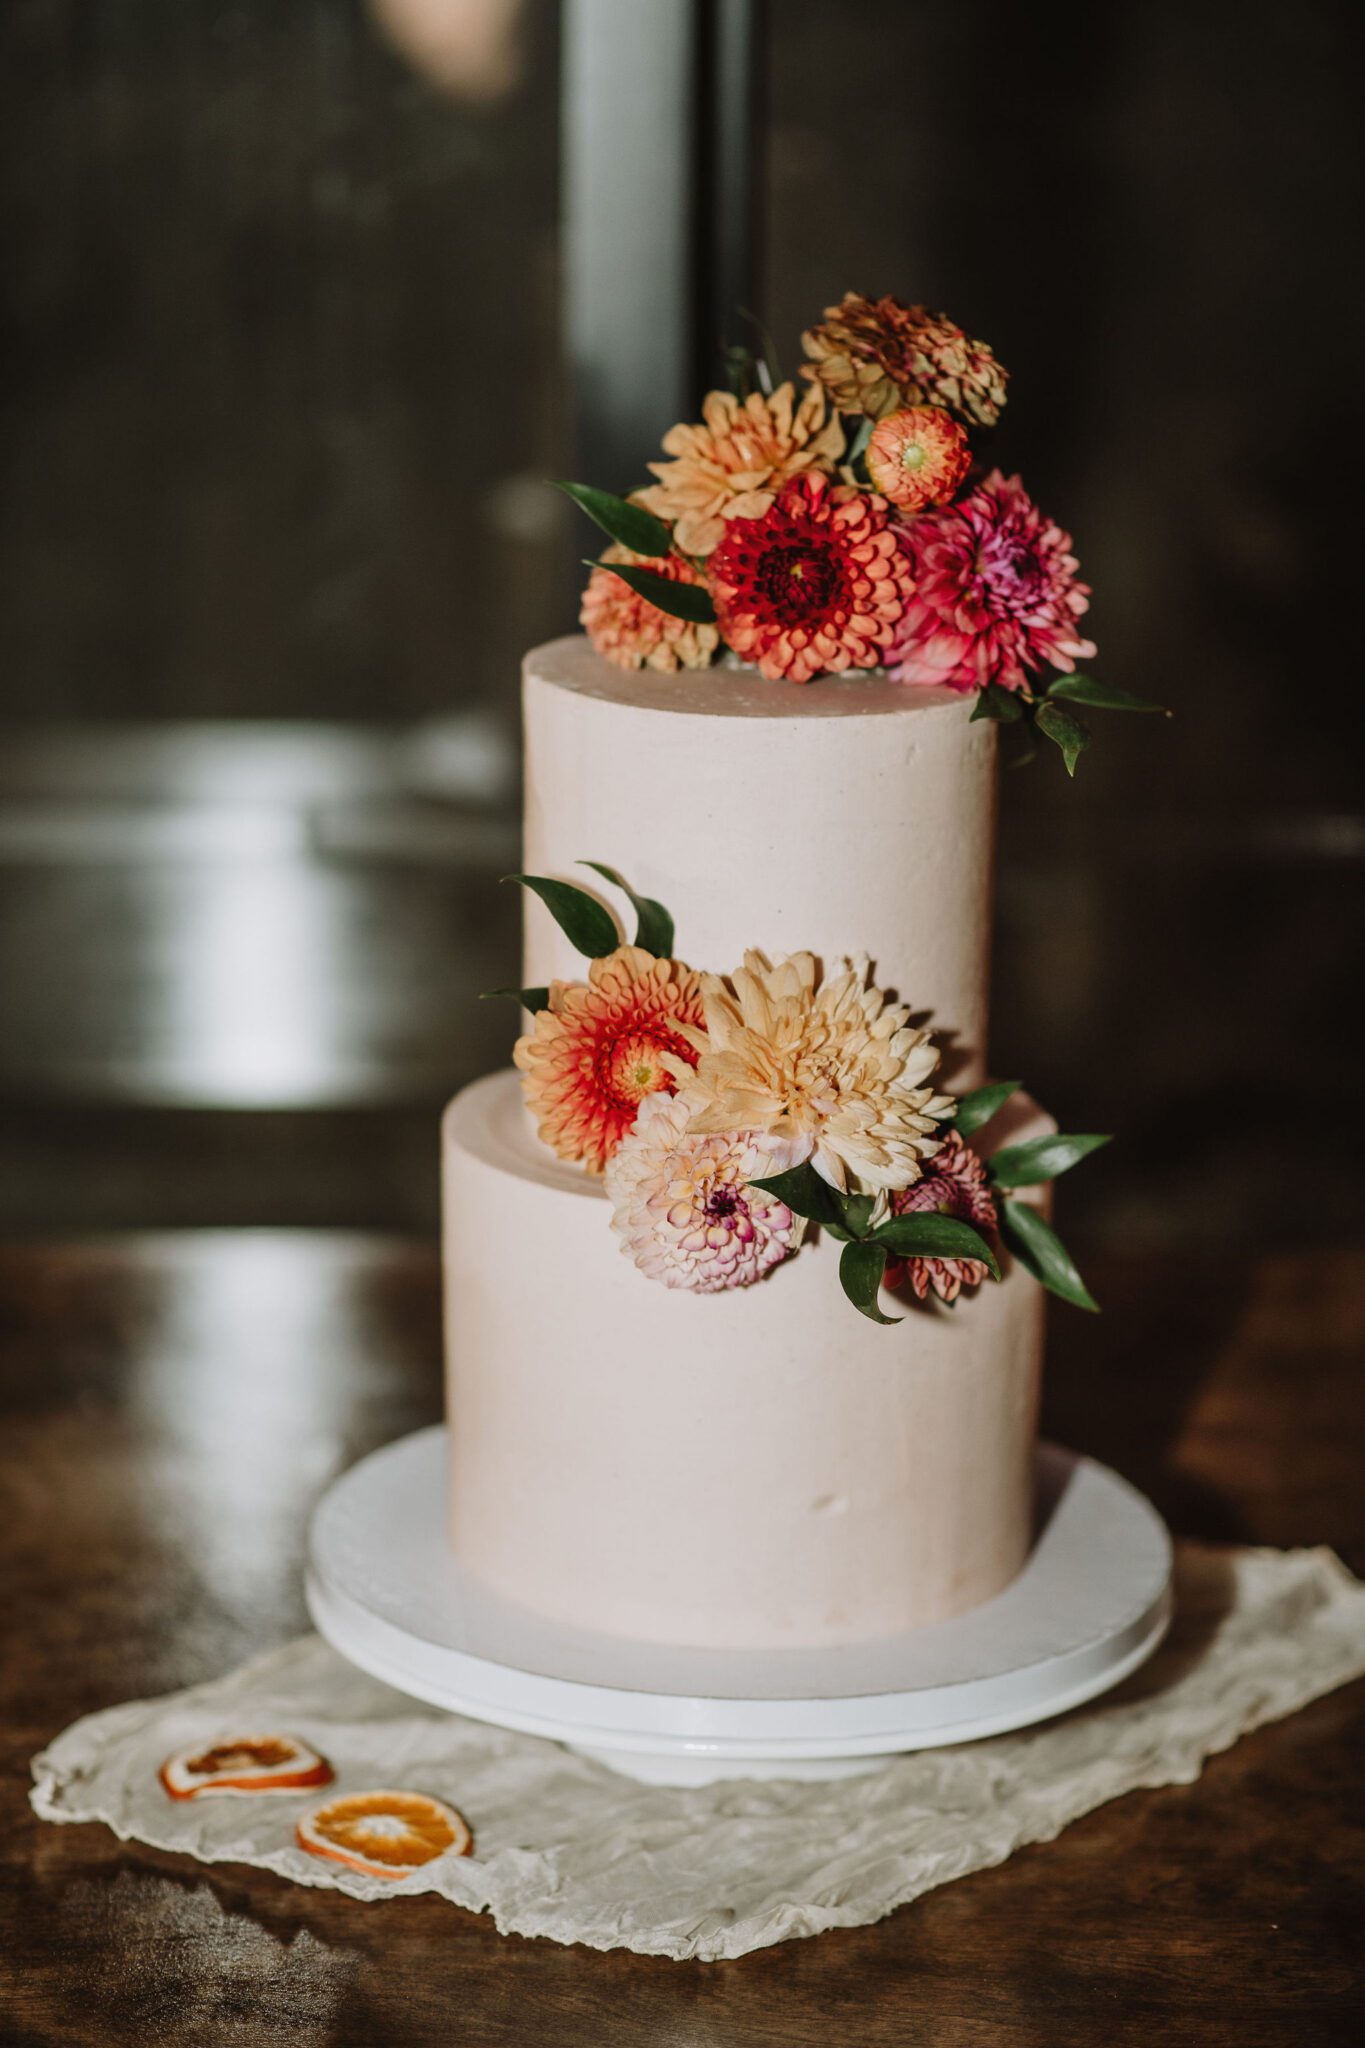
[442, 1072, 1051, 1651]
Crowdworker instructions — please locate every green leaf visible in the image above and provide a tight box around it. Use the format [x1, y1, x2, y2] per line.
[949, 1080, 1021, 1139]
[870, 1213, 1000, 1281]
[748, 1164, 883, 1243]
[970, 684, 1025, 724]
[737, 306, 784, 395]
[839, 1240, 901, 1324]
[837, 1193, 877, 1240]
[579, 862, 675, 958]
[723, 343, 756, 399]
[1035, 698, 1091, 776]
[479, 985, 551, 1013]
[589, 560, 716, 624]
[845, 417, 873, 465]
[503, 875, 620, 959]
[553, 482, 671, 559]
[1000, 1200, 1099, 1312]
[749, 1162, 847, 1233]
[1048, 673, 1170, 717]
[988, 1132, 1111, 1189]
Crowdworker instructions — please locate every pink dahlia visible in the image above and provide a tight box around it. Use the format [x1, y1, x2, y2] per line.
[604, 1091, 803, 1292]
[883, 1128, 997, 1305]
[708, 472, 913, 683]
[888, 471, 1096, 694]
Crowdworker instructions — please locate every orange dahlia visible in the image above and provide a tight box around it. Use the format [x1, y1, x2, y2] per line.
[635, 382, 845, 557]
[580, 545, 719, 673]
[802, 294, 1008, 426]
[708, 472, 913, 683]
[866, 406, 972, 513]
[514, 946, 708, 1173]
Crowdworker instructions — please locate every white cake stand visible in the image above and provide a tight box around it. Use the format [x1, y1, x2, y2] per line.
[305, 1427, 1172, 1785]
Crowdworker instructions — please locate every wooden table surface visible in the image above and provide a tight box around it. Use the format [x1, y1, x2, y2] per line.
[2, 1234, 1362, 2047]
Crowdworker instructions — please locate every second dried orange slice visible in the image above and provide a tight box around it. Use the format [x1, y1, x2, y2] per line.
[160, 1734, 333, 1799]
[296, 1788, 472, 1880]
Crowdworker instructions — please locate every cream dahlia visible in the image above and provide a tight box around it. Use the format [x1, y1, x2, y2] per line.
[605, 1090, 804, 1292]
[866, 406, 972, 513]
[514, 946, 707, 1174]
[707, 473, 913, 683]
[801, 294, 1008, 426]
[672, 951, 952, 1197]
[580, 544, 719, 673]
[635, 381, 845, 558]
[883, 1129, 998, 1304]
[888, 471, 1096, 694]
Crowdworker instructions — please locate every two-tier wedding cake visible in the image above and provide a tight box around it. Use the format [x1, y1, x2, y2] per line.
[440, 294, 1143, 1657]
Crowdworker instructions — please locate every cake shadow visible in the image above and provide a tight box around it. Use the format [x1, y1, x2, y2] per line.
[1067, 1544, 1241, 1713]
[898, 1003, 970, 1088]
[1041, 1254, 1262, 1549]
[1030, 1443, 1078, 1550]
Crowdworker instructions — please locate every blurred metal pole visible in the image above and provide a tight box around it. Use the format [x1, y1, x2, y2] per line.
[562, 0, 763, 497]
[696, 0, 764, 394]
[562, 0, 700, 496]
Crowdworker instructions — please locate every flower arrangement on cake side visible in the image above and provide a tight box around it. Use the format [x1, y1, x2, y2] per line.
[489, 869, 1106, 1322]
[556, 292, 1168, 775]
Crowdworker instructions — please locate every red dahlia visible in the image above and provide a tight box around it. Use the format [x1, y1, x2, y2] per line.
[707, 472, 914, 684]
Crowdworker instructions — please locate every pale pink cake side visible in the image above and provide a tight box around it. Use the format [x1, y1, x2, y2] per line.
[442, 636, 1045, 1649]
[444, 1071, 1047, 1648]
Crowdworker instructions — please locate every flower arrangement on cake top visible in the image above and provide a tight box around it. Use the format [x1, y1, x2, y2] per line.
[558, 292, 1168, 775]
[491, 869, 1107, 1321]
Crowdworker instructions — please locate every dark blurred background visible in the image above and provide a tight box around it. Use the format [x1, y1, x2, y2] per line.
[1, 0, 1360, 1249]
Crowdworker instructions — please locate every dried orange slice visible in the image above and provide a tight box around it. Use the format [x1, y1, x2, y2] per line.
[160, 1734, 333, 1800]
[296, 1789, 473, 1880]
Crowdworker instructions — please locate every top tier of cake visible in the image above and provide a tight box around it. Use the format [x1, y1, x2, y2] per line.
[521, 636, 999, 1087]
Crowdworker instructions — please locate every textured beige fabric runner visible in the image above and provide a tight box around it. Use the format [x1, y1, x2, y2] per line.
[30, 1543, 1365, 1962]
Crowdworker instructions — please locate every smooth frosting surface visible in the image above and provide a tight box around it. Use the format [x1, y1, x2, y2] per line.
[521, 637, 998, 1087]
[444, 1072, 1049, 1650]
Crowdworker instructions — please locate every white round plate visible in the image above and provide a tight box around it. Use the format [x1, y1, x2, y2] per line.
[306, 1427, 1172, 1784]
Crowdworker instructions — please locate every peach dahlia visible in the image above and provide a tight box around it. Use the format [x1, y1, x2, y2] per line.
[707, 472, 913, 684]
[513, 946, 707, 1174]
[580, 544, 719, 673]
[635, 381, 845, 558]
[673, 950, 952, 1198]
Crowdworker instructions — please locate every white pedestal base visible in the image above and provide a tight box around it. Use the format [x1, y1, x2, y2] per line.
[306, 1428, 1172, 1786]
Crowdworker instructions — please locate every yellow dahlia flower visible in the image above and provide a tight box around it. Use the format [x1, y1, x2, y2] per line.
[635, 381, 845, 557]
[671, 951, 953, 1197]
